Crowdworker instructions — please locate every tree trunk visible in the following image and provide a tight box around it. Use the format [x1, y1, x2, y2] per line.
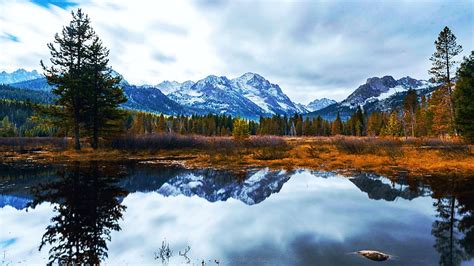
[74, 116, 81, 150]
[92, 78, 99, 150]
[449, 196, 455, 266]
[445, 45, 457, 135]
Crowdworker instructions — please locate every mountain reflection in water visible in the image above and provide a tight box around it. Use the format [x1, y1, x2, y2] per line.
[0, 162, 473, 265]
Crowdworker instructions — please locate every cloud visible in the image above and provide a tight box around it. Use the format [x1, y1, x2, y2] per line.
[0, 0, 472, 103]
[151, 50, 176, 64]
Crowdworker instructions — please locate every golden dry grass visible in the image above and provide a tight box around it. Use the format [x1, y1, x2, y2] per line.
[1, 136, 473, 178]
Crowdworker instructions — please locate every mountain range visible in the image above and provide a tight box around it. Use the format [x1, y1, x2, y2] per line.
[307, 76, 437, 120]
[1, 69, 437, 120]
[0, 68, 42, 84]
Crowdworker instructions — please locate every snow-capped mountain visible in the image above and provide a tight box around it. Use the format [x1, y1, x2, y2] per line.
[167, 75, 267, 118]
[155, 80, 195, 95]
[342, 76, 431, 107]
[157, 168, 293, 205]
[307, 75, 437, 120]
[0, 69, 42, 84]
[163, 73, 302, 118]
[231, 73, 301, 115]
[6, 68, 438, 121]
[306, 98, 336, 112]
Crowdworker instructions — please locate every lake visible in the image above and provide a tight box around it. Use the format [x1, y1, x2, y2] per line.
[0, 162, 473, 265]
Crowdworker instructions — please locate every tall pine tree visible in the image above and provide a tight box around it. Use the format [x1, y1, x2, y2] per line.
[403, 88, 419, 137]
[42, 9, 126, 149]
[42, 9, 95, 150]
[85, 37, 127, 149]
[429, 26, 463, 134]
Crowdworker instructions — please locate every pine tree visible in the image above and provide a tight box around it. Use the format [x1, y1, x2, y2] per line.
[429, 87, 453, 136]
[232, 118, 249, 140]
[0, 116, 16, 137]
[381, 111, 401, 137]
[454, 51, 474, 143]
[367, 112, 385, 136]
[429, 26, 463, 133]
[403, 89, 419, 137]
[331, 112, 343, 135]
[41, 9, 96, 150]
[85, 37, 127, 149]
[415, 95, 427, 136]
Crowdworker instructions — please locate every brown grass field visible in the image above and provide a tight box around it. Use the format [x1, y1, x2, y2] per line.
[1, 135, 473, 178]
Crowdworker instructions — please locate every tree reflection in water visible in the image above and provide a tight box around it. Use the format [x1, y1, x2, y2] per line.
[429, 176, 474, 266]
[27, 161, 128, 265]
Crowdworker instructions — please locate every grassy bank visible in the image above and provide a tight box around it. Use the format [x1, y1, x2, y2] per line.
[1, 135, 473, 178]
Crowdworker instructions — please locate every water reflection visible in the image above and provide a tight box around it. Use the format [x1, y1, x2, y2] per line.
[0, 163, 473, 265]
[428, 177, 474, 266]
[157, 168, 294, 205]
[349, 173, 431, 201]
[26, 162, 127, 264]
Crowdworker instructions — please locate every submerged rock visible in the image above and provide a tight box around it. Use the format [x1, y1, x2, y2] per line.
[356, 250, 391, 261]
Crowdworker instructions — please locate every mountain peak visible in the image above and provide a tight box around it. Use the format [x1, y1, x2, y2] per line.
[306, 98, 337, 112]
[0, 68, 43, 84]
[201, 75, 229, 84]
[365, 76, 397, 87]
[239, 72, 265, 81]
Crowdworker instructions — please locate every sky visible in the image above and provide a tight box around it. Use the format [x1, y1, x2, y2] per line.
[0, 0, 473, 103]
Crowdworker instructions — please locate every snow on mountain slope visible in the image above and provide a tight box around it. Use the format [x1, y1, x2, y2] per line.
[160, 72, 302, 118]
[306, 98, 336, 112]
[167, 75, 267, 118]
[295, 103, 310, 114]
[231, 73, 300, 115]
[307, 76, 437, 120]
[0, 69, 42, 84]
[341, 76, 434, 107]
[155, 80, 195, 95]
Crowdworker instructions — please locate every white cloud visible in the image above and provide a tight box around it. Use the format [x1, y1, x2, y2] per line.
[0, 0, 473, 103]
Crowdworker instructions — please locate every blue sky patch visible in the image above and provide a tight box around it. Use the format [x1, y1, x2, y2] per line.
[1, 33, 19, 42]
[30, 0, 78, 9]
[0, 238, 17, 248]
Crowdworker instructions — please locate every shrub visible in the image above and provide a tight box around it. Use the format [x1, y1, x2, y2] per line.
[248, 136, 290, 160]
[253, 146, 289, 160]
[332, 136, 404, 157]
[0, 137, 68, 151]
[306, 143, 330, 158]
[243, 136, 288, 149]
[108, 134, 208, 151]
[332, 137, 368, 154]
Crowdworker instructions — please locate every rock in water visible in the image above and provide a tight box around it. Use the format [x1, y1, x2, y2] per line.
[356, 250, 391, 261]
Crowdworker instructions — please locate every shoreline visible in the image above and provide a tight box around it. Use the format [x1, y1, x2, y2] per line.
[1, 137, 473, 178]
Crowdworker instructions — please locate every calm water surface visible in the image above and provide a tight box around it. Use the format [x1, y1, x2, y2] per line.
[0, 162, 473, 265]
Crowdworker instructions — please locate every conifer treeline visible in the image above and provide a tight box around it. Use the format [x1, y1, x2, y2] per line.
[121, 88, 449, 138]
[0, 81, 469, 139]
